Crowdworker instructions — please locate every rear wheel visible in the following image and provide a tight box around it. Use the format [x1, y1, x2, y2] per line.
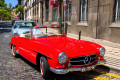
[40, 56, 53, 79]
[11, 45, 18, 57]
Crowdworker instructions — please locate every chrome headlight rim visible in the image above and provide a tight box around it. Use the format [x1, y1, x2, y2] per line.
[99, 47, 105, 56]
[58, 52, 68, 64]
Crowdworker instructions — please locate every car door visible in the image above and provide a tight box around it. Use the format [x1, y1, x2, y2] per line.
[18, 37, 32, 61]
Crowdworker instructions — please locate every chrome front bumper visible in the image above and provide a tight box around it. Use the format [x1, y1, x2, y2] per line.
[50, 60, 106, 74]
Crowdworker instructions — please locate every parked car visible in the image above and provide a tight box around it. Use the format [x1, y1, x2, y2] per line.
[11, 19, 18, 25]
[10, 25, 106, 79]
[11, 21, 37, 36]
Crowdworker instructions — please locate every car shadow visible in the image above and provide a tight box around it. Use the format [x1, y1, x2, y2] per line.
[18, 55, 39, 71]
[18, 55, 110, 80]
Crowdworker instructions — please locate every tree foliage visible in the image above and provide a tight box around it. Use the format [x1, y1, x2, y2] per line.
[15, 5, 23, 14]
[0, 8, 11, 20]
[0, 0, 7, 8]
[15, 5, 23, 20]
[9, 3, 12, 9]
[0, 0, 11, 20]
[15, 4, 18, 8]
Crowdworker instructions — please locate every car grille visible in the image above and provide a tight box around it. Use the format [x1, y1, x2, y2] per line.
[70, 54, 97, 66]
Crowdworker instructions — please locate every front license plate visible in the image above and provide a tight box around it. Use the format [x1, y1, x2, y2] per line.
[81, 66, 96, 72]
[87, 65, 96, 70]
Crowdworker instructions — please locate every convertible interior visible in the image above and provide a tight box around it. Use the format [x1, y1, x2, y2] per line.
[19, 33, 61, 39]
[19, 28, 62, 39]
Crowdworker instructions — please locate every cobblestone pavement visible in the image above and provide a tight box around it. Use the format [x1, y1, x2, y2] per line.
[0, 22, 120, 80]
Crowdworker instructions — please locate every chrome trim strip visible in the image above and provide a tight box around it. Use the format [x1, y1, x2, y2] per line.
[70, 60, 85, 62]
[70, 54, 96, 60]
[19, 47, 31, 53]
[70, 58, 96, 63]
[69, 54, 97, 66]
[50, 60, 106, 74]
[91, 57, 96, 59]
[69, 61, 95, 66]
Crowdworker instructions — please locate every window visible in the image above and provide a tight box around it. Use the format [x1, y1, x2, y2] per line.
[46, 3, 49, 22]
[113, 0, 120, 22]
[33, 9, 34, 16]
[79, 0, 88, 22]
[37, 6, 39, 15]
[66, 1, 71, 22]
[16, 22, 36, 28]
[52, 7, 58, 22]
[35, 7, 36, 16]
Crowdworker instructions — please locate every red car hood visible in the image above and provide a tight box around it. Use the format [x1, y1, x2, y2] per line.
[34, 36, 101, 58]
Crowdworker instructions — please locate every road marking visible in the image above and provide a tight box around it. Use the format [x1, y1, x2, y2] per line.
[74, 72, 116, 80]
[74, 68, 120, 80]
[93, 69, 120, 79]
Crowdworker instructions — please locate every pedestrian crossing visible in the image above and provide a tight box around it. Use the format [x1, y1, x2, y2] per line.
[74, 66, 120, 80]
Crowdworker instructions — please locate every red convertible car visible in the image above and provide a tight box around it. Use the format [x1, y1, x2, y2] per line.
[10, 25, 106, 78]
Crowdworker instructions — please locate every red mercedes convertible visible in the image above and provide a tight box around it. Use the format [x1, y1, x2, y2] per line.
[10, 25, 106, 78]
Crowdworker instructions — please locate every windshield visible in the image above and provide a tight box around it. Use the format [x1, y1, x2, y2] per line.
[33, 27, 63, 38]
[16, 22, 36, 28]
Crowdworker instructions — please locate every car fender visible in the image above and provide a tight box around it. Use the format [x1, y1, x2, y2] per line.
[10, 37, 19, 50]
[31, 42, 62, 68]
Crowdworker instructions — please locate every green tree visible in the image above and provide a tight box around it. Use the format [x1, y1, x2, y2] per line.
[0, 0, 11, 20]
[15, 4, 18, 8]
[15, 5, 23, 20]
[0, 0, 7, 8]
[0, 8, 11, 20]
[9, 3, 12, 9]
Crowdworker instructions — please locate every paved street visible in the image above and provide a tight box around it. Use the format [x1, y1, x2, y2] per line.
[0, 22, 120, 80]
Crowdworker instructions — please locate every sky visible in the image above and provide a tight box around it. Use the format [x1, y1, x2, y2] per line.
[5, 0, 18, 8]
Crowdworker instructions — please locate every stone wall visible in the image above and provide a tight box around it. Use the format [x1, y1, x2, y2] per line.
[41, 0, 120, 43]
[97, 0, 120, 43]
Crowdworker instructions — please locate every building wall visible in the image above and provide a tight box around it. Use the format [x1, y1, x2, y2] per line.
[43, 0, 99, 38]
[24, 0, 120, 43]
[49, 0, 120, 43]
[24, 0, 43, 25]
[97, 0, 120, 43]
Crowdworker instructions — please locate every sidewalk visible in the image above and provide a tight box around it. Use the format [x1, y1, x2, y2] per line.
[67, 33, 120, 70]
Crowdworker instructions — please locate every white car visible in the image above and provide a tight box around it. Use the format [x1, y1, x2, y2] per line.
[11, 21, 37, 36]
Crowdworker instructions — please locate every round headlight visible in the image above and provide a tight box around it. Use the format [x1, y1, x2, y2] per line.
[58, 52, 68, 64]
[99, 47, 105, 56]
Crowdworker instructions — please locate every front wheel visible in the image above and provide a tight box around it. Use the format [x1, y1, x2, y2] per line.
[40, 56, 53, 79]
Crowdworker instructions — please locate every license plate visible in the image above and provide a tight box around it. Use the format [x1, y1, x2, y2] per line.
[87, 65, 95, 70]
[81, 66, 96, 72]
